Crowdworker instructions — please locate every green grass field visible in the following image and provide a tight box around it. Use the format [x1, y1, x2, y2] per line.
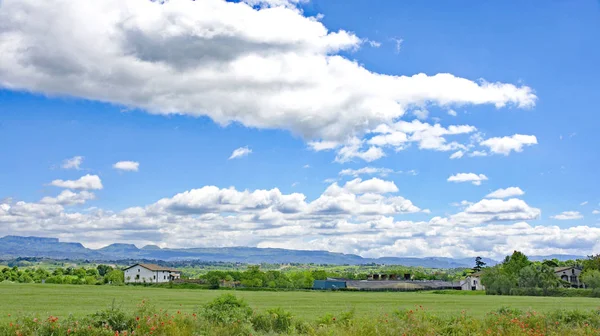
[1, 283, 599, 321]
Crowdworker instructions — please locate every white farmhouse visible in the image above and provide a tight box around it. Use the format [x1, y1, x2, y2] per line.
[460, 272, 485, 291]
[124, 264, 181, 284]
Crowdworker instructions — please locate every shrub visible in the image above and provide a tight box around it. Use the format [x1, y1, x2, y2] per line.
[89, 300, 135, 331]
[494, 306, 523, 316]
[316, 308, 355, 327]
[200, 294, 253, 325]
[251, 307, 294, 333]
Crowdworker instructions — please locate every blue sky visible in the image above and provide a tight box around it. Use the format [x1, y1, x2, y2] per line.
[0, 0, 599, 258]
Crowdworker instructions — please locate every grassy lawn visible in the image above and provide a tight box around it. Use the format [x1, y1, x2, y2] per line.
[1, 283, 599, 321]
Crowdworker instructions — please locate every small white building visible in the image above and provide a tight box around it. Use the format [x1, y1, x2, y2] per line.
[124, 264, 181, 284]
[461, 272, 485, 291]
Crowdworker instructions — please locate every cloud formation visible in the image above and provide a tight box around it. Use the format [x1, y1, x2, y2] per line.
[40, 190, 95, 206]
[61, 156, 84, 170]
[480, 134, 538, 155]
[447, 173, 488, 186]
[49, 175, 103, 190]
[486, 187, 525, 199]
[229, 147, 253, 160]
[0, 0, 536, 164]
[113, 161, 140, 172]
[551, 211, 584, 220]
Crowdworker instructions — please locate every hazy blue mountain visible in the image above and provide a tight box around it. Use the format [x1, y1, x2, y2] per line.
[2, 235, 580, 268]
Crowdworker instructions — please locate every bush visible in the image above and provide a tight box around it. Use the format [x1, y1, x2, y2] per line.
[316, 308, 355, 327]
[89, 300, 135, 331]
[200, 294, 253, 325]
[251, 307, 294, 333]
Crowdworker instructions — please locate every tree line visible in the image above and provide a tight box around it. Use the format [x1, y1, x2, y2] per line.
[480, 251, 600, 296]
[0, 264, 124, 285]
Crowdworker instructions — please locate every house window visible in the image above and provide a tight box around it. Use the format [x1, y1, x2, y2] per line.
[153, 275, 156, 279]
[572, 269, 575, 274]
[135, 275, 140, 280]
[138, 269, 140, 272]
[164, 276, 166, 279]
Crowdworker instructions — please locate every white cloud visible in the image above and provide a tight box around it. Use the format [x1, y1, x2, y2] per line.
[551, 211, 583, 220]
[593, 210, 600, 215]
[339, 167, 394, 177]
[468, 150, 488, 157]
[242, 0, 307, 9]
[49, 174, 103, 190]
[480, 134, 538, 155]
[450, 200, 473, 207]
[113, 161, 140, 172]
[412, 109, 429, 120]
[342, 178, 398, 194]
[61, 156, 84, 170]
[448, 198, 541, 226]
[6, 180, 600, 259]
[449, 151, 464, 159]
[447, 173, 488, 186]
[391, 37, 403, 53]
[485, 187, 525, 199]
[308, 141, 339, 151]
[447, 109, 457, 117]
[40, 190, 95, 206]
[334, 138, 385, 163]
[303, 164, 311, 169]
[229, 146, 253, 159]
[580, 201, 588, 206]
[366, 40, 381, 48]
[0, 0, 535, 150]
[368, 120, 477, 153]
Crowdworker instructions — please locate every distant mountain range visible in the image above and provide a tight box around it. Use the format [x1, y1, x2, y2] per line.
[0, 236, 584, 268]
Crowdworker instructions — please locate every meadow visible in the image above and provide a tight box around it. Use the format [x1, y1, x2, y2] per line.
[1, 283, 599, 321]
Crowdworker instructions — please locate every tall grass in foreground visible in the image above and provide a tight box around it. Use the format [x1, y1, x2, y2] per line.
[2, 294, 600, 335]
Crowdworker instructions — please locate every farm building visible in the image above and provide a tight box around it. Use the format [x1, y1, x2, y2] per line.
[313, 277, 460, 291]
[124, 263, 181, 284]
[460, 272, 484, 291]
[313, 280, 347, 290]
[554, 266, 583, 288]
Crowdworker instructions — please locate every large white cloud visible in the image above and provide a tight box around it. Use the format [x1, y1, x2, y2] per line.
[49, 174, 103, 190]
[3, 179, 598, 259]
[0, 0, 535, 149]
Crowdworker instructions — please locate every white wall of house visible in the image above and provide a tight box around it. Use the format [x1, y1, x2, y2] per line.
[460, 276, 485, 290]
[124, 265, 180, 283]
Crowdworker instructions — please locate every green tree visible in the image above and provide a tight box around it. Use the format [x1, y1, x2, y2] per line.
[582, 270, 600, 289]
[582, 255, 600, 272]
[481, 266, 513, 295]
[207, 275, 221, 289]
[503, 251, 531, 277]
[473, 256, 486, 272]
[105, 269, 124, 285]
[518, 264, 559, 291]
[97, 264, 113, 277]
